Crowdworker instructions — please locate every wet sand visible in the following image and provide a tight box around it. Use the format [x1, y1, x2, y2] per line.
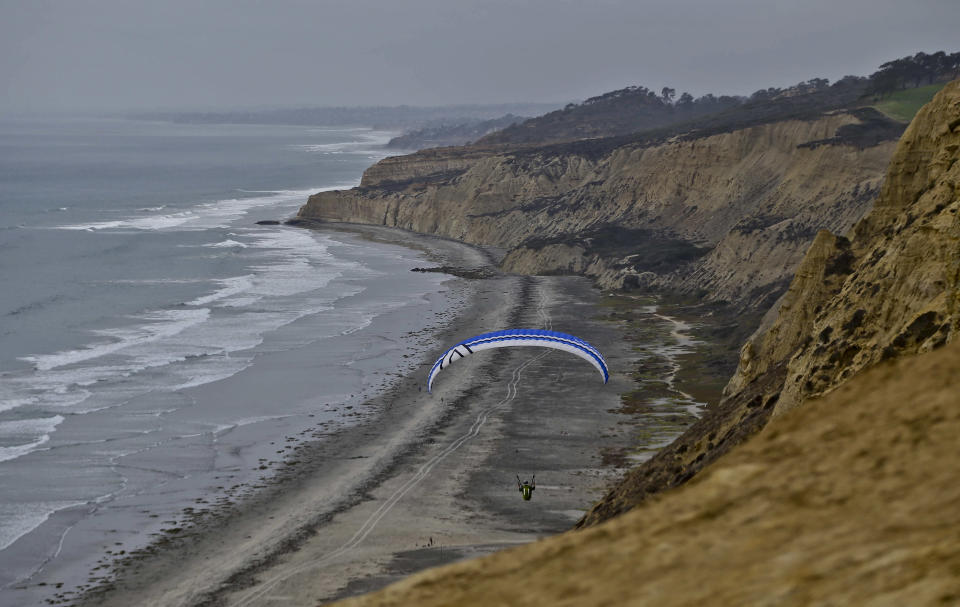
[74, 225, 673, 607]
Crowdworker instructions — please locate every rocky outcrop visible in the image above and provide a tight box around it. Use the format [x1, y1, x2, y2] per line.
[357, 146, 502, 189]
[578, 79, 960, 527]
[301, 111, 897, 310]
[726, 79, 960, 416]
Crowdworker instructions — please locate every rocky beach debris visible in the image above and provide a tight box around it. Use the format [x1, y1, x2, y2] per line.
[410, 265, 497, 279]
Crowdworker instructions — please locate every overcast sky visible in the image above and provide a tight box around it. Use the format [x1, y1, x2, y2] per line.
[1, 0, 957, 112]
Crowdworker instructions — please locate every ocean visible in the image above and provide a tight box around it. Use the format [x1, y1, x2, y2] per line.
[0, 116, 461, 604]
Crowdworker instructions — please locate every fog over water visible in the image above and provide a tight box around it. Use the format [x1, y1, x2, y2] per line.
[1, 0, 958, 113]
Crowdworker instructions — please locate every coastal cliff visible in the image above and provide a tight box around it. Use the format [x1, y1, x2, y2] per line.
[727, 79, 960, 416]
[300, 110, 897, 310]
[331, 80, 960, 607]
[578, 79, 960, 525]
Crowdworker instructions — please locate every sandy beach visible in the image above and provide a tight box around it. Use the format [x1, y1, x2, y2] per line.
[70, 224, 683, 607]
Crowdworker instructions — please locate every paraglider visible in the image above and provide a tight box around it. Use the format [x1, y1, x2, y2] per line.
[427, 329, 609, 392]
[517, 474, 536, 501]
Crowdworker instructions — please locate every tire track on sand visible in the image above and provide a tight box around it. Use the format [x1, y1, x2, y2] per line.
[234, 282, 552, 606]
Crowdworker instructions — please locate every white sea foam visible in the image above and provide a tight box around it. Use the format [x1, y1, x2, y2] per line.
[193, 231, 356, 306]
[209, 415, 294, 436]
[0, 415, 65, 437]
[170, 362, 253, 391]
[203, 239, 247, 248]
[57, 220, 125, 231]
[216, 296, 261, 308]
[294, 144, 391, 156]
[342, 320, 372, 338]
[242, 230, 357, 298]
[305, 127, 371, 133]
[187, 275, 254, 306]
[20, 309, 211, 371]
[0, 501, 86, 552]
[291, 129, 396, 156]
[0, 387, 39, 413]
[0, 438, 55, 464]
[0, 415, 65, 463]
[5, 229, 367, 418]
[53, 186, 351, 232]
[106, 278, 209, 285]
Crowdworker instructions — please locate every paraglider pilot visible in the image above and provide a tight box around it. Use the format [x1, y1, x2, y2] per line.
[517, 474, 536, 501]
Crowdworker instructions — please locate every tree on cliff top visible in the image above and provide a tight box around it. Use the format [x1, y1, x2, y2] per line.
[868, 51, 960, 97]
[477, 85, 742, 145]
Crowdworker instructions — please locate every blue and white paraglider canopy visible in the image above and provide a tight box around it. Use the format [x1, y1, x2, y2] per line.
[427, 329, 609, 392]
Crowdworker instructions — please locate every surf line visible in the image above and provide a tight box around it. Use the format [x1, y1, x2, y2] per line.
[234, 283, 553, 606]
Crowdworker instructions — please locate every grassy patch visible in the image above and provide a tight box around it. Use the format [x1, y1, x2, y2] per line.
[872, 83, 947, 122]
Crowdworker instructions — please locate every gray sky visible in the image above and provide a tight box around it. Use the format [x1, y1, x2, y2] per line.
[1, 0, 957, 112]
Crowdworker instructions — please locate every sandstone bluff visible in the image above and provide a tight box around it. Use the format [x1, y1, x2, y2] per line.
[579, 79, 960, 526]
[299, 111, 896, 311]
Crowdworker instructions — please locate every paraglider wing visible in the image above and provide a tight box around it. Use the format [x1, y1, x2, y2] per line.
[427, 329, 609, 392]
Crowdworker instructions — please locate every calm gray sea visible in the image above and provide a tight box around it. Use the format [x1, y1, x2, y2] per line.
[0, 116, 460, 605]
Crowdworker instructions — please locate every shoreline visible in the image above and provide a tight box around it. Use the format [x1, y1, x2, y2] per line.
[69, 225, 522, 606]
[73, 224, 709, 607]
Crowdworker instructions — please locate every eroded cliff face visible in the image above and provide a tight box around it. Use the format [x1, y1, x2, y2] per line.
[300, 112, 895, 309]
[726, 79, 960, 416]
[578, 79, 960, 527]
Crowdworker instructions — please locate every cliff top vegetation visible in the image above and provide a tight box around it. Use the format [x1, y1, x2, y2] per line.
[871, 82, 948, 122]
[477, 50, 959, 149]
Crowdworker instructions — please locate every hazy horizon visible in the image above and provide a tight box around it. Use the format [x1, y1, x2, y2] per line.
[1, 0, 958, 114]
